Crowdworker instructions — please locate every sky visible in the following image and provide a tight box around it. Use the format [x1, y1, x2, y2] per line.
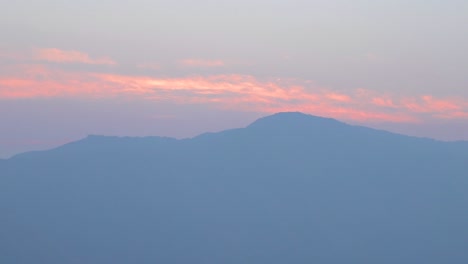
[1, 0, 468, 158]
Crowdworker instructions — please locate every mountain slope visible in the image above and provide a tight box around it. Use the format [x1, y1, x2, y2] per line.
[1, 112, 467, 264]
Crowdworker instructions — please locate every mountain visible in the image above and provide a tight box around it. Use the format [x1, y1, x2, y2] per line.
[1, 112, 467, 264]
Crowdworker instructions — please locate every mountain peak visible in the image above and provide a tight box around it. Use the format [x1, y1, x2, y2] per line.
[247, 112, 342, 130]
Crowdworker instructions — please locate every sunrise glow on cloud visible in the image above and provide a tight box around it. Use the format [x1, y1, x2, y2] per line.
[33, 48, 117, 65]
[1, 0, 467, 159]
[1, 48, 467, 124]
[179, 59, 225, 67]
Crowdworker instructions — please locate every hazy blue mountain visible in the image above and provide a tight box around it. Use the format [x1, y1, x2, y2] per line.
[1, 112, 467, 264]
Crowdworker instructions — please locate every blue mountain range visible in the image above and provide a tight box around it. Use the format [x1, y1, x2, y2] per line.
[1, 112, 467, 263]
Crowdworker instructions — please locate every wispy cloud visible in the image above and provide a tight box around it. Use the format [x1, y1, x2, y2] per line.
[372, 97, 397, 108]
[325, 92, 352, 102]
[1, 63, 467, 123]
[179, 59, 225, 67]
[1, 48, 467, 123]
[33, 48, 116, 65]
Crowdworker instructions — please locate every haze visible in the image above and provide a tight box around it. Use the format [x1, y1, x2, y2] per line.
[1, 0, 468, 158]
[1, 112, 468, 263]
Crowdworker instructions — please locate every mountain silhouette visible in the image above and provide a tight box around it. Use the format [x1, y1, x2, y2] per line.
[1, 112, 467, 264]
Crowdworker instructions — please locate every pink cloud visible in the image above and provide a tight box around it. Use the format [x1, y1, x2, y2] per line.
[325, 92, 352, 102]
[401, 96, 462, 114]
[179, 59, 225, 67]
[421, 95, 461, 112]
[0, 65, 118, 99]
[372, 97, 397, 108]
[33, 48, 116, 65]
[1, 63, 467, 124]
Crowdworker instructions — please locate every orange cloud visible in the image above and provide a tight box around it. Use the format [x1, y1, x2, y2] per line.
[33, 48, 116, 65]
[179, 59, 225, 67]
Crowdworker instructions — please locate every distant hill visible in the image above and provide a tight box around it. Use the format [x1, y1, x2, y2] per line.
[1, 112, 467, 264]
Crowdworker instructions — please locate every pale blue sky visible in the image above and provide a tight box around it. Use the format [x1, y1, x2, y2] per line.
[1, 0, 467, 157]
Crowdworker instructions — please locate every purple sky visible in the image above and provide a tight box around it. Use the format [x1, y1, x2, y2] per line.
[1, 0, 468, 158]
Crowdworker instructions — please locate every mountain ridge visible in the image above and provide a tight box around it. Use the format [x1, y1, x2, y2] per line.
[1, 112, 467, 263]
[4, 112, 450, 160]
